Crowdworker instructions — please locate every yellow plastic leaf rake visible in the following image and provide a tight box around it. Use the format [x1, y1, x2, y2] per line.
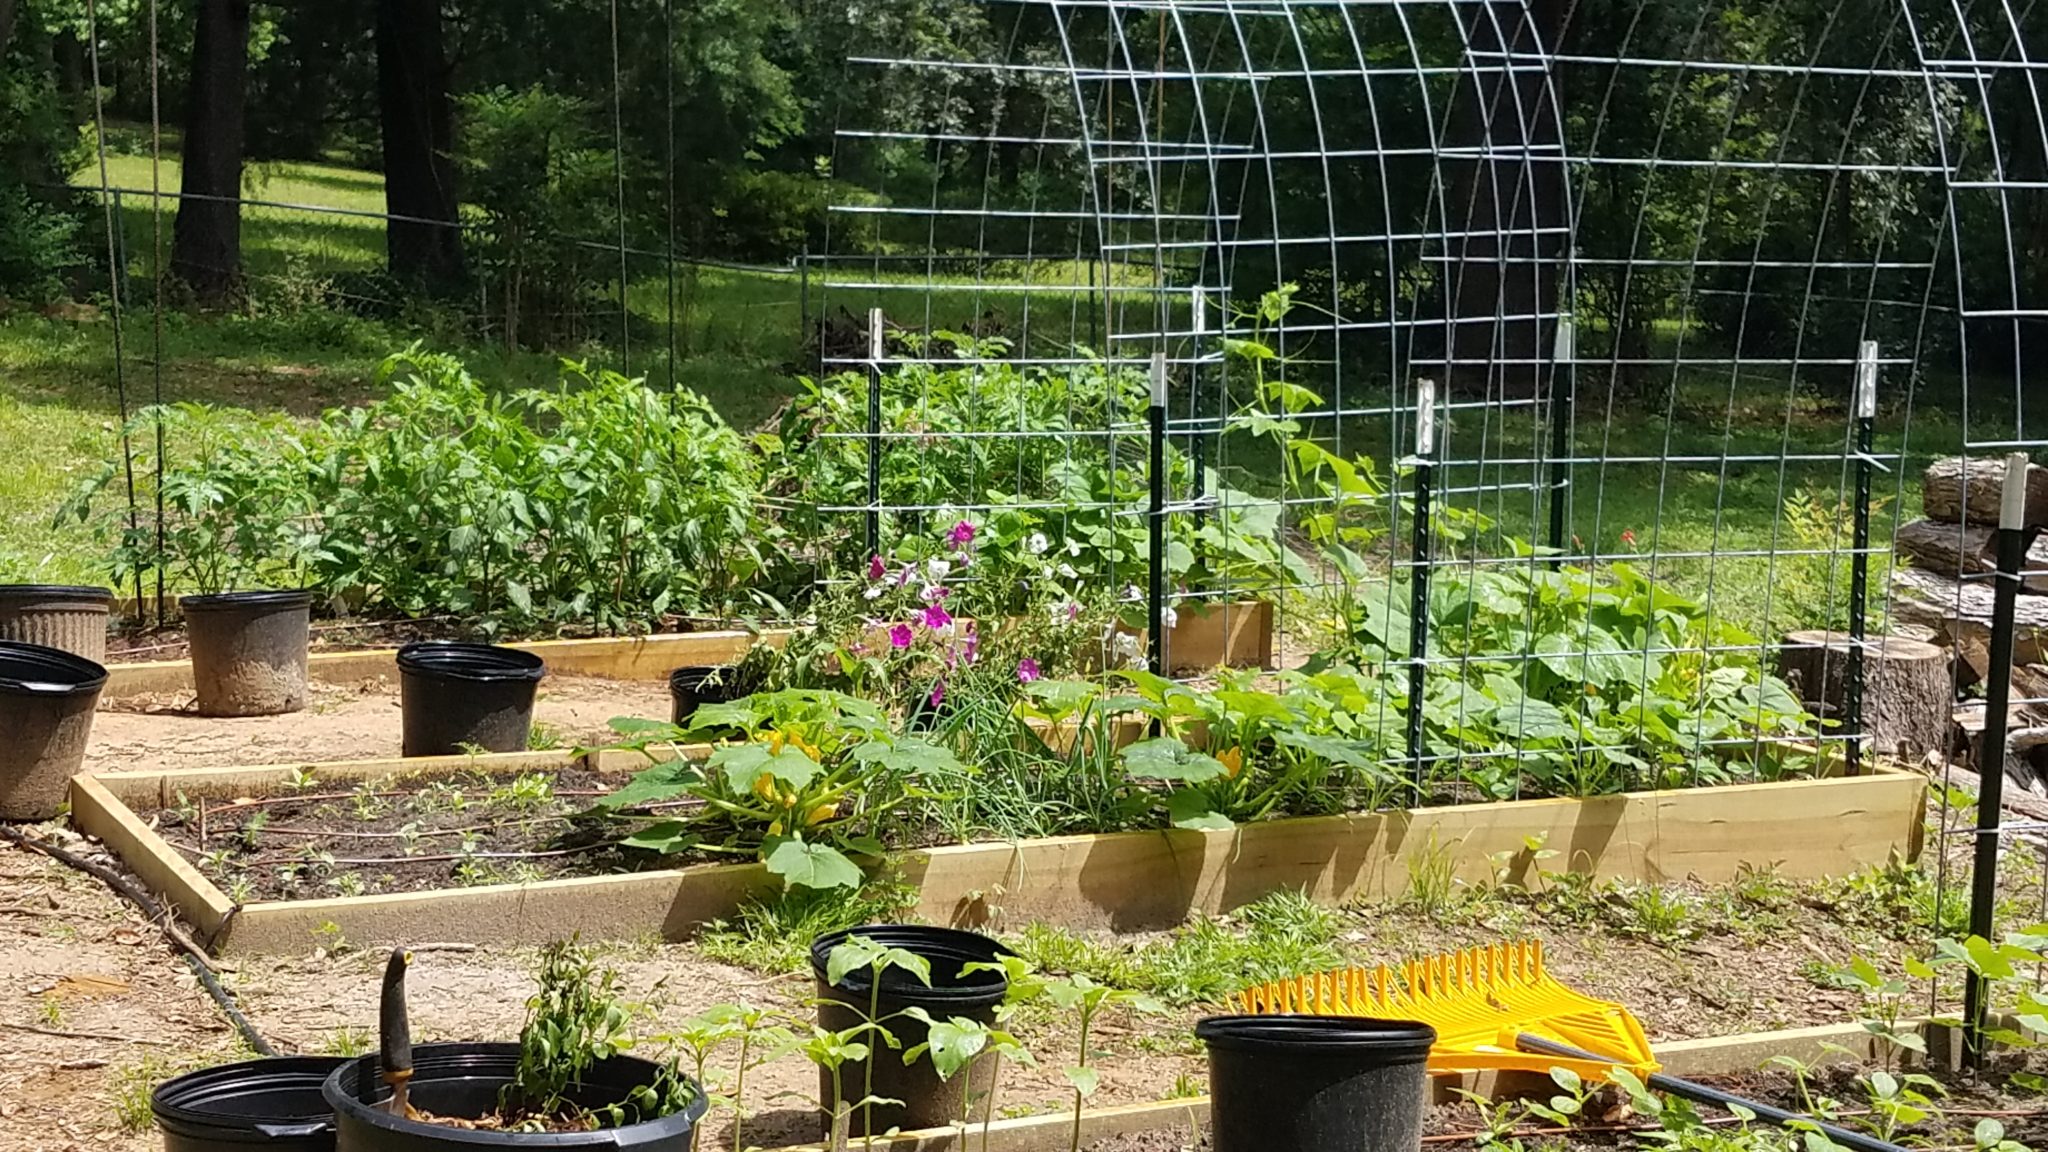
[1232, 940, 1660, 1083]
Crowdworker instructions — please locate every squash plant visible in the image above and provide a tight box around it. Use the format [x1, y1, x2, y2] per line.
[589, 690, 969, 890]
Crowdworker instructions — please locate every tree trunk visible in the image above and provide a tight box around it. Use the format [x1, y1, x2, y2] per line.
[376, 0, 464, 290]
[0, 0, 19, 63]
[1441, 0, 1569, 398]
[1921, 456, 2048, 527]
[170, 0, 252, 304]
[1776, 631, 1951, 765]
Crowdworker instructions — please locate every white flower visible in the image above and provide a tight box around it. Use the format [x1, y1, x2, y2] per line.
[1163, 607, 1179, 629]
[1066, 538, 1084, 557]
[926, 558, 952, 582]
[1026, 532, 1050, 556]
[1057, 563, 1078, 580]
[1124, 584, 1143, 603]
[862, 586, 884, 601]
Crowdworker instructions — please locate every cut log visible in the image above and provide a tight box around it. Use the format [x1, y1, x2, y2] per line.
[1895, 518, 1998, 577]
[1777, 631, 1950, 764]
[1921, 456, 2048, 527]
[1892, 519, 2048, 593]
[1890, 567, 2048, 671]
[1953, 702, 2048, 798]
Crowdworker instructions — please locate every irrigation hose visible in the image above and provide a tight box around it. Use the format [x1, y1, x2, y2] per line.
[0, 823, 275, 1057]
[1514, 1034, 1910, 1152]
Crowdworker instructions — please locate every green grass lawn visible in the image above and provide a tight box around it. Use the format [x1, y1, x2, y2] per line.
[0, 151, 1974, 641]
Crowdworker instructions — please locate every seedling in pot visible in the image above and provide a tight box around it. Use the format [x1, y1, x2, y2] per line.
[823, 934, 931, 1150]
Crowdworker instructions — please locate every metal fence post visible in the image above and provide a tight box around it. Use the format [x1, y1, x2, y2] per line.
[1408, 378, 1437, 791]
[799, 245, 812, 375]
[1149, 352, 1170, 674]
[1548, 316, 1575, 566]
[1846, 340, 1879, 774]
[1189, 287, 1208, 527]
[865, 307, 884, 557]
[1964, 451, 2030, 1069]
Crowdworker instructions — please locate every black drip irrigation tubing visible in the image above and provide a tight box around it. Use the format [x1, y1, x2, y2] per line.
[0, 823, 274, 1057]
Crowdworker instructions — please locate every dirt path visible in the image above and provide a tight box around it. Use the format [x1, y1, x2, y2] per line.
[0, 838, 238, 1152]
[86, 674, 673, 774]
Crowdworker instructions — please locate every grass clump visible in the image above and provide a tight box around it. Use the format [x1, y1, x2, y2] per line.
[1008, 888, 1344, 1007]
[697, 879, 916, 974]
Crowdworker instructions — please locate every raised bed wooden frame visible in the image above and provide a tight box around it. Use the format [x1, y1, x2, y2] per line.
[70, 750, 1926, 956]
[101, 600, 1276, 699]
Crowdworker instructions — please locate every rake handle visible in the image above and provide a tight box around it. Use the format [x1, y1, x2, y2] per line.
[1512, 1034, 1909, 1152]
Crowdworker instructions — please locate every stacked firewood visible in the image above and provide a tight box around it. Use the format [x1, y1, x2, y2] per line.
[1890, 457, 2048, 790]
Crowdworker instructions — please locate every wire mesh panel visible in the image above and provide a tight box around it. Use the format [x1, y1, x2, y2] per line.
[809, 0, 2043, 805]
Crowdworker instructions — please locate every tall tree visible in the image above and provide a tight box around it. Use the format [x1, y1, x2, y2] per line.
[0, 0, 18, 64]
[171, 0, 252, 303]
[377, 0, 463, 289]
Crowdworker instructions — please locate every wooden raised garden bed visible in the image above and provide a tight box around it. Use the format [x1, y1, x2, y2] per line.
[71, 750, 1926, 957]
[101, 602, 1277, 700]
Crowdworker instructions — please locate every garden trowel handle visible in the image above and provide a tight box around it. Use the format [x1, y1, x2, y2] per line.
[380, 949, 414, 1116]
[1512, 1033, 1907, 1152]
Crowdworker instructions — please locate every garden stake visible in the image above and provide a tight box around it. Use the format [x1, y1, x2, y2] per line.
[380, 947, 416, 1118]
[1845, 340, 1879, 774]
[1547, 317, 1574, 568]
[1408, 378, 1437, 791]
[1189, 288, 1209, 529]
[1964, 452, 2030, 1068]
[1149, 352, 1169, 674]
[866, 306, 885, 557]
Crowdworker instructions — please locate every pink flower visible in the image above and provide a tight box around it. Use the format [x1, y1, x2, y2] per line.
[921, 583, 950, 604]
[867, 554, 886, 581]
[929, 681, 947, 708]
[948, 520, 976, 548]
[1621, 529, 1638, 547]
[923, 603, 953, 630]
[1017, 658, 1041, 683]
[888, 623, 914, 649]
[960, 626, 979, 665]
[1065, 601, 1082, 621]
[897, 563, 916, 588]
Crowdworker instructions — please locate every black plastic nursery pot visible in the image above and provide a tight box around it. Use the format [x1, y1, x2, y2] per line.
[0, 584, 114, 664]
[325, 1042, 706, 1150]
[810, 925, 1013, 1136]
[0, 640, 108, 820]
[666, 665, 748, 726]
[397, 642, 547, 757]
[182, 591, 314, 718]
[153, 1056, 348, 1151]
[1196, 1014, 1437, 1152]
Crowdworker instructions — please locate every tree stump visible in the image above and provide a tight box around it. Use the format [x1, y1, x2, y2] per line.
[1777, 631, 1951, 764]
[1922, 456, 2048, 527]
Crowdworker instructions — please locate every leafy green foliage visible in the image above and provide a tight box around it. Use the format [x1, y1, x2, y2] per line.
[592, 689, 968, 889]
[503, 938, 696, 1130]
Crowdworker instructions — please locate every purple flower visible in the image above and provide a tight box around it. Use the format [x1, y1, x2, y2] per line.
[948, 520, 976, 548]
[929, 681, 947, 708]
[867, 554, 886, 581]
[960, 627, 980, 665]
[897, 563, 917, 588]
[1017, 658, 1042, 683]
[922, 603, 954, 630]
[921, 583, 950, 604]
[888, 623, 914, 649]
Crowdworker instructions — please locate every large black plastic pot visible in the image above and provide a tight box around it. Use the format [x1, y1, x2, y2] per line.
[1196, 1015, 1436, 1152]
[666, 665, 749, 726]
[0, 584, 113, 664]
[182, 591, 313, 718]
[325, 1042, 706, 1150]
[397, 643, 547, 757]
[811, 925, 1013, 1136]
[153, 1056, 347, 1151]
[0, 640, 107, 820]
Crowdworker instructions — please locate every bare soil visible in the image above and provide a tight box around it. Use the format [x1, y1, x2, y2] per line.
[86, 673, 672, 774]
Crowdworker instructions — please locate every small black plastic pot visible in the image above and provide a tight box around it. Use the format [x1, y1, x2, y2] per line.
[666, 665, 749, 726]
[810, 925, 1013, 1136]
[153, 1056, 347, 1151]
[0, 640, 107, 820]
[325, 1042, 706, 1150]
[1196, 1014, 1436, 1152]
[0, 584, 114, 664]
[182, 591, 313, 718]
[397, 643, 547, 757]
